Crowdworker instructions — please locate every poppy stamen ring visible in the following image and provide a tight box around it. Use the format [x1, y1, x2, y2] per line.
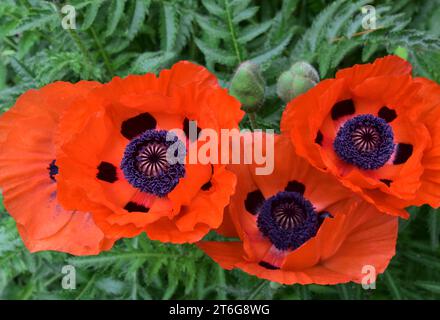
[121, 130, 185, 197]
[257, 191, 321, 251]
[333, 114, 395, 170]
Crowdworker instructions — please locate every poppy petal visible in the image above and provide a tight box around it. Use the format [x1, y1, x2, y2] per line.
[0, 81, 113, 255]
[336, 55, 412, 89]
[281, 55, 440, 217]
[198, 201, 397, 285]
[56, 62, 242, 244]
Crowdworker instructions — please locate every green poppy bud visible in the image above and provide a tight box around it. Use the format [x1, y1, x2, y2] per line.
[393, 46, 408, 61]
[276, 61, 319, 103]
[229, 61, 265, 112]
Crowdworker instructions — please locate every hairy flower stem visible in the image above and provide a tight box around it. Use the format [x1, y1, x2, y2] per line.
[90, 27, 114, 80]
[224, 0, 242, 63]
[247, 279, 268, 300]
[52, 2, 95, 78]
[248, 112, 257, 130]
[68, 29, 95, 78]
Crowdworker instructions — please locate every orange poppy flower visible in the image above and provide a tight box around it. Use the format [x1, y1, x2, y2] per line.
[56, 61, 244, 244]
[198, 134, 398, 285]
[0, 82, 115, 255]
[281, 55, 440, 218]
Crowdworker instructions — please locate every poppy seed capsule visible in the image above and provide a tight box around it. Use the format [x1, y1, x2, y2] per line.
[277, 61, 319, 103]
[229, 61, 265, 112]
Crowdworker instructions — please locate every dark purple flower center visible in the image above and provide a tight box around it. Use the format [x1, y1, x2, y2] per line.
[120, 130, 185, 197]
[257, 191, 325, 251]
[333, 114, 395, 170]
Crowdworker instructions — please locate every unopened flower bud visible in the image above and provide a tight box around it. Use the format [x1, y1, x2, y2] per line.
[276, 61, 319, 103]
[393, 46, 408, 61]
[229, 61, 265, 112]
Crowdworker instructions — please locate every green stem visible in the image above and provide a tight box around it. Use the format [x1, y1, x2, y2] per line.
[68, 252, 181, 266]
[429, 208, 439, 250]
[43, 274, 61, 288]
[89, 26, 114, 79]
[75, 273, 97, 300]
[11, 57, 37, 81]
[216, 266, 227, 300]
[338, 284, 351, 300]
[4, 36, 18, 50]
[384, 271, 402, 300]
[224, 0, 242, 63]
[131, 270, 138, 300]
[299, 285, 311, 300]
[19, 281, 35, 300]
[132, 236, 139, 249]
[53, 2, 94, 77]
[247, 280, 268, 300]
[68, 29, 94, 74]
[248, 112, 257, 130]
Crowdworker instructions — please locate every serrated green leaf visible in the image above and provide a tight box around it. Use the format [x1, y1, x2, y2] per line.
[10, 14, 56, 35]
[160, 3, 178, 52]
[250, 28, 293, 67]
[202, 0, 225, 16]
[131, 51, 176, 74]
[195, 38, 237, 66]
[232, 6, 258, 24]
[105, 0, 126, 37]
[128, 0, 150, 40]
[196, 15, 229, 39]
[81, 0, 104, 30]
[238, 20, 271, 43]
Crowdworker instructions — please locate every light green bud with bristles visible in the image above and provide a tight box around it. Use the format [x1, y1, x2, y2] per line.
[277, 61, 320, 103]
[229, 61, 265, 112]
[393, 46, 409, 61]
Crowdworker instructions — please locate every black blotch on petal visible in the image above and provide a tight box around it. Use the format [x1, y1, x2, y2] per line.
[285, 180, 306, 194]
[201, 181, 213, 191]
[124, 201, 150, 213]
[183, 117, 202, 142]
[380, 179, 392, 187]
[121, 112, 157, 140]
[393, 143, 413, 165]
[48, 160, 59, 182]
[331, 99, 355, 120]
[97, 161, 118, 183]
[259, 261, 280, 270]
[315, 130, 323, 145]
[244, 189, 265, 215]
[201, 165, 214, 191]
[378, 106, 397, 123]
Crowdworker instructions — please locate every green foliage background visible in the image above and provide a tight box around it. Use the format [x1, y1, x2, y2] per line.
[0, 0, 440, 300]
